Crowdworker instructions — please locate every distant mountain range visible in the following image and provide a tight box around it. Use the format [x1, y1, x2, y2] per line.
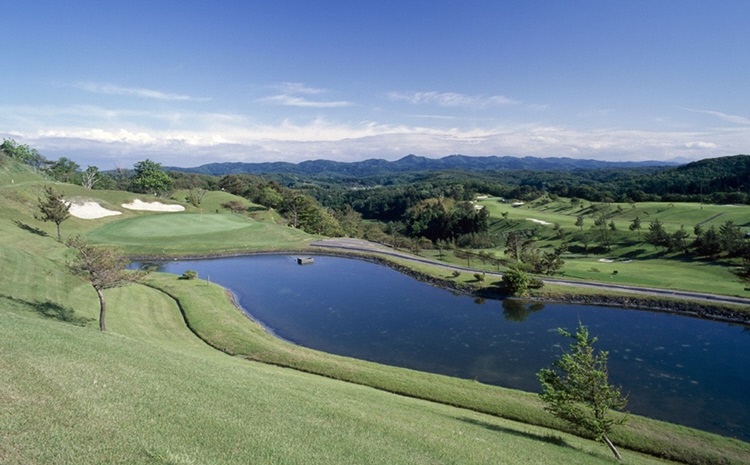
[168, 154, 678, 177]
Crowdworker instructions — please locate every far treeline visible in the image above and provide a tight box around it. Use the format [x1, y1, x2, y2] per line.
[3, 139, 749, 280]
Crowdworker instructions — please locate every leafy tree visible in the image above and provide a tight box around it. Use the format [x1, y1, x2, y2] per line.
[256, 186, 284, 209]
[36, 186, 71, 240]
[538, 323, 628, 461]
[1, 138, 47, 169]
[575, 215, 585, 230]
[628, 216, 642, 235]
[66, 236, 145, 332]
[592, 213, 614, 251]
[335, 205, 364, 238]
[131, 159, 173, 195]
[505, 231, 534, 263]
[185, 188, 207, 207]
[46, 157, 80, 183]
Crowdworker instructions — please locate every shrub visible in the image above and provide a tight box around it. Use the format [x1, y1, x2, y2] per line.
[180, 270, 198, 280]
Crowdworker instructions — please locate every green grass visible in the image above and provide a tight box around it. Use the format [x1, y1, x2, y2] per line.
[463, 196, 750, 297]
[1, 162, 749, 464]
[86, 212, 314, 255]
[4, 310, 675, 465]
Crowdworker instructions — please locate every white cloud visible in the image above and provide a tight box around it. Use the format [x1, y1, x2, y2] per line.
[388, 91, 519, 108]
[258, 94, 353, 108]
[681, 107, 750, 126]
[276, 82, 326, 95]
[5, 114, 745, 169]
[75, 82, 210, 102]
[259, 82, 354, 108]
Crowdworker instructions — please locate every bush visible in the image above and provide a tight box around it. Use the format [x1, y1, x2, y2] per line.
[180, 270, 198, 280]
[501, 267, 544, 296]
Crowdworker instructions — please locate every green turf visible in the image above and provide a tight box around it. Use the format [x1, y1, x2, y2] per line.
[86, 212, 314, 255]
[462, 196, 750, 297]
[1, 160, 749, 464]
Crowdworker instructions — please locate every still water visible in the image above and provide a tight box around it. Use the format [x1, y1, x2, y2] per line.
[138, 254, 749, 440]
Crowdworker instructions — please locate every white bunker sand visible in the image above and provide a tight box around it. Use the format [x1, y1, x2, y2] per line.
[122, 199, 185, 212]
[67, 201, 123, 219]
[526, 218, 553, 226]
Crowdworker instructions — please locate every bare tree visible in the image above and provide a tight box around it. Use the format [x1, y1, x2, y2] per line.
[81, 166, 100, 189]
[66, 236, 145, 332]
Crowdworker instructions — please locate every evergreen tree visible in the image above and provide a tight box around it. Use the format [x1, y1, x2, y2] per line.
[644, 219, 670, 250]
[629, 216, 642, 235]
[538, 323, 628, 461]
[36, 186, 71, 241]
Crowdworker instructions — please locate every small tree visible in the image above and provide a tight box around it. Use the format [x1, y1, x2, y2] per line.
[186, 188, 207, 207]
[628, 216, 642, 236]
[37, 186, 71, 241]
[66, 236, 144, 332]
[538, 323, 628, 461]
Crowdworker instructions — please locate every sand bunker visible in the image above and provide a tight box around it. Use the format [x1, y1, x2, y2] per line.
[122, 199, 185, 212]
[526, 218, 553, 226]
[67, 201, 123, 219]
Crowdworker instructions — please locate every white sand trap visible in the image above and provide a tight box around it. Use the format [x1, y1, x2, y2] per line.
[526, 218, 553, 226]
[598, 258, 614, 263]
[122, 199, 185, 212]
[67, 201, 123, 219]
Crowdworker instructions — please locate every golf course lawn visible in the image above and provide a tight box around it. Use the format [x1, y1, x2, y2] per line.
[86, 212, 315, 255]
[1, 162, 749, 464]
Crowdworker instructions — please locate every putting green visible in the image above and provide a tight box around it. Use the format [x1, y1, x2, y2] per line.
[86, 212, 314, 254]
[90, 213, 252, 238]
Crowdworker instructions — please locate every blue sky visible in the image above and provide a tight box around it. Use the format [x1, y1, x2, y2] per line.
[1, 0, 749, 169]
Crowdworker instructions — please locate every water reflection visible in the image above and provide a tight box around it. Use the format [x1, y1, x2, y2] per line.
[502, 299, 545, 322]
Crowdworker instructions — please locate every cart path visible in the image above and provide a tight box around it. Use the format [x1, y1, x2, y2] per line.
[310, 238, 750, 307]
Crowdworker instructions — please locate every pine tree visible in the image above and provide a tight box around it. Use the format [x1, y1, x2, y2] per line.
[36, 186, 71, 241]
[538, 323, 628, 460]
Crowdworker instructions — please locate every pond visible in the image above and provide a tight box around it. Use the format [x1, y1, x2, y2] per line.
[136, 254, 750, 440]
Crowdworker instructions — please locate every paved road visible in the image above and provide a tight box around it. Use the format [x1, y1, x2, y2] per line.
[310, 238, 750, 307]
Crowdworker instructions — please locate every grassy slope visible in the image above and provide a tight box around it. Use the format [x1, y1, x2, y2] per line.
[1, 161, 748, 464]
[463, 196, 750, 297]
